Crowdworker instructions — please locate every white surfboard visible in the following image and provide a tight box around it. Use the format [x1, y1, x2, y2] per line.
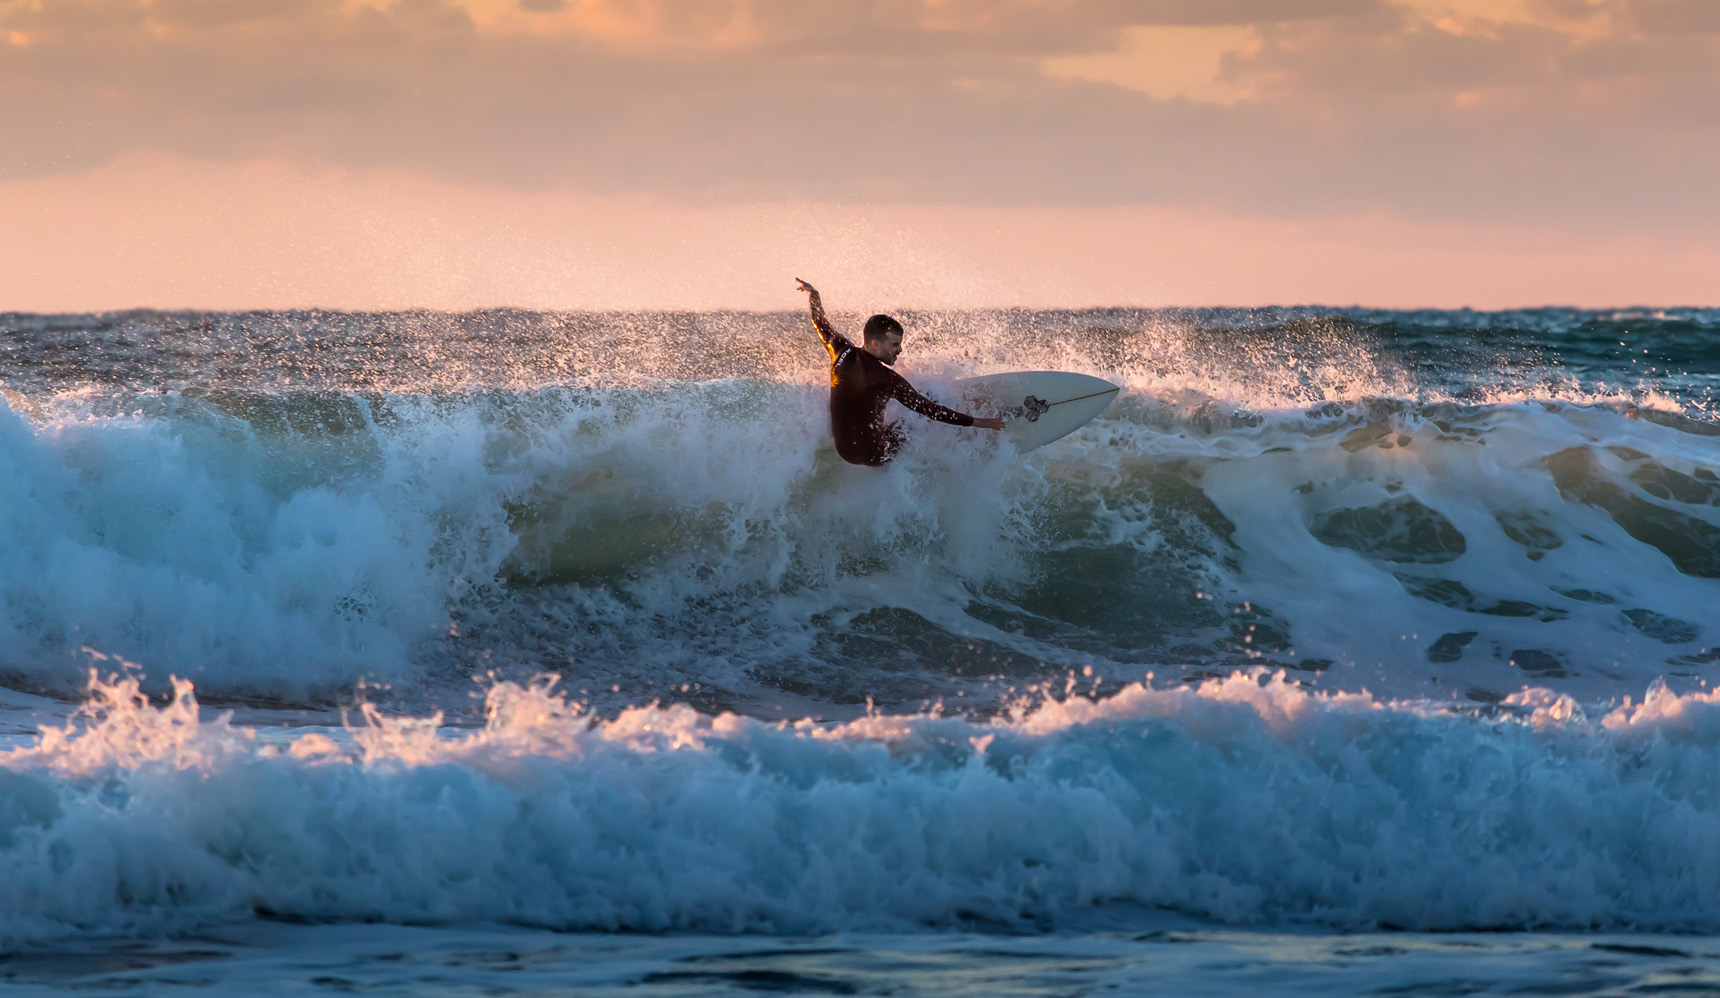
[956, 371, 1120, 452]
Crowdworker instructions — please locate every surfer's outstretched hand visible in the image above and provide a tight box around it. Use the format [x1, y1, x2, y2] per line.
[795, 278, 819, 298]
[973, 417, 1005, 430]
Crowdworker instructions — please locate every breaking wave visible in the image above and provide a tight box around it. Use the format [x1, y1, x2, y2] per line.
[3, 671, 1720, 944]
[0, 307, 1716, 711]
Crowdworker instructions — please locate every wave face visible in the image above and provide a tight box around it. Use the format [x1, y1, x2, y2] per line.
[1, 307, 1717, 711]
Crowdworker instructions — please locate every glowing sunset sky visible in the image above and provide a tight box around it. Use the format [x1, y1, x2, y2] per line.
[2, 0, 1716, 309]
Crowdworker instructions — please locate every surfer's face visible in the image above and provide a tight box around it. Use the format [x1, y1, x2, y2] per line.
[868, 330, 904, 365]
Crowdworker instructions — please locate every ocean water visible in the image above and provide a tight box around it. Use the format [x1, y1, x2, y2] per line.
[1, 306, 1718, 995]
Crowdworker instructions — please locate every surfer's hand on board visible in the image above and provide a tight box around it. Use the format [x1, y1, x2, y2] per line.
[973, 417, 1005, 430]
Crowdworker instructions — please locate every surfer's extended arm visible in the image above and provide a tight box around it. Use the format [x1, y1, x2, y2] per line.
[796, 278, 850, 359]
[887, 371, 980, 427]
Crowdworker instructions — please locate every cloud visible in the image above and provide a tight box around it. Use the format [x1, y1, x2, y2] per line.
[1617, 0, 1720, 33]
[0, 0, 1716, 236]
[1084, 0, 1381, 27]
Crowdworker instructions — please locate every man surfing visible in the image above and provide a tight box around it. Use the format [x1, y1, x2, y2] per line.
[797, 279, 1004, 466]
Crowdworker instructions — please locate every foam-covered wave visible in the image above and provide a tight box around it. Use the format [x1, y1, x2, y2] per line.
[4, 670, 1720, 943]
[2, 384, 1718, 708]
[0, 390, 517, 702]
[1, 307, 1717, 711]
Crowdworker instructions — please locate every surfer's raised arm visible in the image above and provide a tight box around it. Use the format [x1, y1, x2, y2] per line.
[796, 278, 849, 357]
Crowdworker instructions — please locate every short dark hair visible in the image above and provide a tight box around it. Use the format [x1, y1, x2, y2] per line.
[863, 314, 903, 343]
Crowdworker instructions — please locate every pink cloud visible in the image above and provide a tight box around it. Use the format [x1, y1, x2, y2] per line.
[0, 0, 1714, 306]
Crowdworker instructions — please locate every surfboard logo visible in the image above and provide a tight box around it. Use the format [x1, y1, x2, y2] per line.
[1014, 395, 1052, 422]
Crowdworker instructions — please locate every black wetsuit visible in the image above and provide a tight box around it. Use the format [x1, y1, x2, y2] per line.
[818, 326, 973, 466]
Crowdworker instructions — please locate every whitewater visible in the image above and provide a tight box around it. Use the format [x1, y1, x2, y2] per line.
[1, 306, 1718, 995]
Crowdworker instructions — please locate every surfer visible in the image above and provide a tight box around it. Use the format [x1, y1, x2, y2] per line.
[797, 279, 1004, 466]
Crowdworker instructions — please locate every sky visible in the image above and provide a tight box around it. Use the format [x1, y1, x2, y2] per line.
[1, 0, 1717, 310]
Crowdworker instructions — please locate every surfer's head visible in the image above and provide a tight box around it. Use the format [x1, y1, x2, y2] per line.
[862, 314, 905, 365]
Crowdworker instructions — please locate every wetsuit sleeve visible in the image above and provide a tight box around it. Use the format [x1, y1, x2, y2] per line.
[821, 327, 854, 363]
[887, 371, 976, 426]
[806, 296, 853, 361]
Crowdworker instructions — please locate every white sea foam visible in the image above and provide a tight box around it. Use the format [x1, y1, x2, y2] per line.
[2, 671, 1720, 945]
[0, 393, 517, 697]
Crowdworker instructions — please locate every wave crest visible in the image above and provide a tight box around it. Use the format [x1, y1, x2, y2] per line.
[5, 670, 1720, 943]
